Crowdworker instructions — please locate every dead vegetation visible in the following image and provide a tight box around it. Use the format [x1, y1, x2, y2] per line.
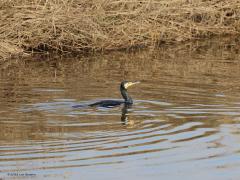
[0, 0, 240, 60]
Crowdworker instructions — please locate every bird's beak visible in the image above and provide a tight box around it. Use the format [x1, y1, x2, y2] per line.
[125, 81, 140, 89]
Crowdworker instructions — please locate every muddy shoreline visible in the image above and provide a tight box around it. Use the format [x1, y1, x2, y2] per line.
[1, 0, 240, 61]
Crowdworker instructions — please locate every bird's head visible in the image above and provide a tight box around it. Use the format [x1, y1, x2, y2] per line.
[120, 81, 140, 90]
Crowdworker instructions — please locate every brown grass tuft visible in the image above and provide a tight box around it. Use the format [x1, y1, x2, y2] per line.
[0, 0, 240, 60]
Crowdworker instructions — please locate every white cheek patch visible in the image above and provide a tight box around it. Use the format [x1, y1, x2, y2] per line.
[124, 83, 129, 89]
[124, 82, 132, 89]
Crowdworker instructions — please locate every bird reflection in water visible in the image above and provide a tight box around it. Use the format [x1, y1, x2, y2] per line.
[121, 104, 133, 125]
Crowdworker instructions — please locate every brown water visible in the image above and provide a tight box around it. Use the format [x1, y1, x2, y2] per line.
[1, 39, 240, 179]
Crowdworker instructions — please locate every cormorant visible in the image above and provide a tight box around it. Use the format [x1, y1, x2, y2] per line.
[73, 81, 140, 108]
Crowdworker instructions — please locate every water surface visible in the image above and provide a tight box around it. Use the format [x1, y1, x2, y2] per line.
[1, 39, 240, 179]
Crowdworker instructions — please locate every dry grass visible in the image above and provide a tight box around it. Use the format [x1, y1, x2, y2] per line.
[0, 0, 240, 60]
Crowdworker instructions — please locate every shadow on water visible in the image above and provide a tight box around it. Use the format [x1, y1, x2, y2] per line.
[1, 38, 240, 179]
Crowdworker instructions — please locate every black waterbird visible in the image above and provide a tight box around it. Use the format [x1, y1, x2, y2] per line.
[73, 81, 140, 108]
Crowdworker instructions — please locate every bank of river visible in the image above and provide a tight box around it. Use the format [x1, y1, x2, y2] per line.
[1, 0, 240, 61]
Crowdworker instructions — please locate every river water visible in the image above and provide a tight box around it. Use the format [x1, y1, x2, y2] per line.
[1, 39, 240, 179]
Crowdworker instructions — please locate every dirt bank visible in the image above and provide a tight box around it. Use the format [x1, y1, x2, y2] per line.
[1, 0, 240, 60]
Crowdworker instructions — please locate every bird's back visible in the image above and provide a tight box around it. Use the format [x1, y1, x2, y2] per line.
[89, 100, 124, 108]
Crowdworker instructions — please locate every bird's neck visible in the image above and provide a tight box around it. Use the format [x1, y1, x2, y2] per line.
[121, 88, 133, 104]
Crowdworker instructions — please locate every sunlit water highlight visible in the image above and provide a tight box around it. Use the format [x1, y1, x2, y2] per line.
[1, 39, 240, 179]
